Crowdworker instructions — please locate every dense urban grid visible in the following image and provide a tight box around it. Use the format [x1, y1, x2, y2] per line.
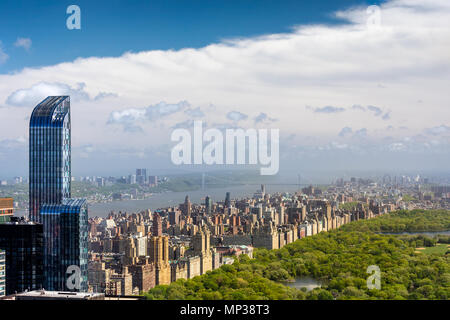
[0, 95, 449, 300]
[84, 177, 450, 296]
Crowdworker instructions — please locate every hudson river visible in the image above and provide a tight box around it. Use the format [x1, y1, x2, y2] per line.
[88, 184, 301, 218]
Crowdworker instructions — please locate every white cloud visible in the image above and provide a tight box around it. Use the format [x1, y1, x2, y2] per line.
[424, 125, 450, 136]
[226, 111, 248, 122]
[14, 37, 32, 51]
[6, 82, 87, 107]
[107, 101, 190, 132]
[5, 81, 115, 107]
[0, 0, 449, 172]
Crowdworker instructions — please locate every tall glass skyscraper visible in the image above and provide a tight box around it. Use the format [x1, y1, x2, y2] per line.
[29, 96, 88, 292]
[29, 96, 71, 223]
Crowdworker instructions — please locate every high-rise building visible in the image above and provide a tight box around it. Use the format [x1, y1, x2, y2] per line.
[0, 198, 14, 223]
[148, 236, 170, 285]
[29, 96, 88, 292]
[225, 192, 231, 208]
[152, 212, 162, 236]
[40, 199, 89, 292]
[182, 195, 191, 217]
[136, 169, 147, 185]
[205, 196, 212, 215]
[0, 218, 44, 295]
[0, 250, 5, 297]
[148, 175, 158, 186]
[29, 96, 71, 222]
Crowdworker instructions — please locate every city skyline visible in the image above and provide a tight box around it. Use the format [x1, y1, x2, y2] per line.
[0, 0, 449, 177]
[0, 0, 448, 306]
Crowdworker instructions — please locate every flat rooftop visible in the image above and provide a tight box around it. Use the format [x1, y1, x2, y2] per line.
[15, 290, 105, 300]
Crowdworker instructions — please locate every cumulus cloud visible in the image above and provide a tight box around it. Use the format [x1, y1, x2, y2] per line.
[310, 106, 345, 114]
[353, 128, 368, 139]
[4, 82, 114, 107]
[253, 112, 277, 124]
[351, 104, 391, 120]
[226, 111, 248, 122]
[0, 0, 449, 173]
[367, 105, 383, 117]
[14, 37, 32, 51]
[107, 101, 190, 132]
[351, 105, 366, 111]
[184, 107, 205, 118]
[424, 125, 450, 136]
[338, 127, 353, 137]
[171, 119, 195, 129]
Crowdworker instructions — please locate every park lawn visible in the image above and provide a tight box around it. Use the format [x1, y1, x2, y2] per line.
[419, 243, 449, 255]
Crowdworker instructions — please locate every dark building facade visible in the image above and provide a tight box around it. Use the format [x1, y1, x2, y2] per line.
[205, 196, 212, 215]
[0, 250, 5, 297]
[0, 219, 44, 295]
[225, 192, 231, 208]
[40, 199, 88, 292]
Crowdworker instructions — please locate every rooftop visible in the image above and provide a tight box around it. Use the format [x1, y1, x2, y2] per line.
[14, 290, 104, 300]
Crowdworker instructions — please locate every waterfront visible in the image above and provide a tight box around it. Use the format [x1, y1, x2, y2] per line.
[284, 277, 322, 292]
[87, 184, 301, 217]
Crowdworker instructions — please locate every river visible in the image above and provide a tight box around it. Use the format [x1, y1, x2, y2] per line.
[87, 184, 301, 218]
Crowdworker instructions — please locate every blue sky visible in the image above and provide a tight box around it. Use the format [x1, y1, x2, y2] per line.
[0, 0, 382, 73]
[0, 0, 449, 178]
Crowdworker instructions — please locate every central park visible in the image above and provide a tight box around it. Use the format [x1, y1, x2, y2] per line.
[144, 209, 450, 300]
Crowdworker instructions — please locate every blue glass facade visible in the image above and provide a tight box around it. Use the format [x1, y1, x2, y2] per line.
[40, 199, 88, 292]
[29, 96, 71, 222]
[29, 96, 88, 292]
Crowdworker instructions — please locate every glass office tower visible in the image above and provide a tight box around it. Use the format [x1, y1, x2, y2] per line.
[40, 199, 88, 292]
[29, 96, 71, 223]
[29, 96, 88, 292]
[0, 219, 44, 295]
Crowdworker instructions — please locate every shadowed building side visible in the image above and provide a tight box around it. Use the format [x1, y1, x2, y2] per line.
[40, 199, 89, 292]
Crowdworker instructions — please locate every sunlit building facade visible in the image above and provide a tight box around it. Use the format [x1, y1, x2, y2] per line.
[0, 198, 13, 223]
